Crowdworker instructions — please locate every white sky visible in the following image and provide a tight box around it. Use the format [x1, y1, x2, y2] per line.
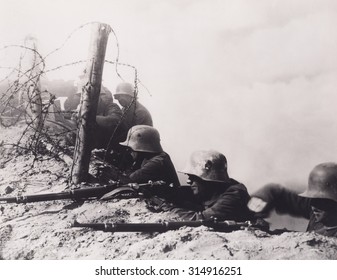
[1, 0, 337, 191]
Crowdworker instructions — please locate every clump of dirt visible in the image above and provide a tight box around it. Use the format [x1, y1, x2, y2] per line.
[1, 125, 337, 260]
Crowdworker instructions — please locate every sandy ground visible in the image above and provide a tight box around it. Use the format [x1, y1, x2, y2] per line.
[1, 125, 337, 260]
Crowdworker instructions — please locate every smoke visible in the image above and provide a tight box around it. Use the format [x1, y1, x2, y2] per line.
[156, 72, 337, 190]
[2, 0, 337, 195]
[134, 1, 337, 193]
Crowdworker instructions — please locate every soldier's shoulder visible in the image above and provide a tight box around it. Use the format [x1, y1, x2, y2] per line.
[227, 179, 249, 193]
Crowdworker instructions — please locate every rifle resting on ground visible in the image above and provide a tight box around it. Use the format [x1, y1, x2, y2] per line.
[71, 219, 265, 233]
[0, 181, 166, 204]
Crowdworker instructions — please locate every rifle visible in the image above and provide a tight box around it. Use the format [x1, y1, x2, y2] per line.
[71, 219, 262, 233]
[0, 181, 166, 204]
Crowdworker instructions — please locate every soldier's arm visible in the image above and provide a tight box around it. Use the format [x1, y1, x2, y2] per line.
[96, 103, 123, 127]
[153, 199, 205, 221]
[129, 157, 163, 183]
[135, 109, 153, 126]
[201, 186, 251, 221]
[147, 186, 250, 221]
[249, 183, 311, 219]
[145, 186, 205, 220]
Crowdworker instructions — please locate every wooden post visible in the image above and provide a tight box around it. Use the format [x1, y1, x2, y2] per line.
[71, 23, 111, 184]
[22, 35, 43, 132]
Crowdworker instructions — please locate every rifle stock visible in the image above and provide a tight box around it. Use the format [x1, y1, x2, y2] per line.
[0, 181, 166, 204]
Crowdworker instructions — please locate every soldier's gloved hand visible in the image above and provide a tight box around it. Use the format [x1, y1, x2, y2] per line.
[248, 197, 268, 213]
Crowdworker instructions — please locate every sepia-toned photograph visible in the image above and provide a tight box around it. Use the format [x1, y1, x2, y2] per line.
[1, 0, 337, 261]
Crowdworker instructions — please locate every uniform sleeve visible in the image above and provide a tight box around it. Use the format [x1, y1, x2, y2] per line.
[201, 186, 251, 221]
[105, 101, 122, 118]
[148, 185, 251, 222]
[135, 109, 153, 126]
[252, 183, 311, 219]
[155, 198, 205, 221]
[96, 102, 123, 127]
[129, 157, 163, 183]
[144, 185, 204, 220]
[146, 198, 204, 220]
[159, 200, 237, 221]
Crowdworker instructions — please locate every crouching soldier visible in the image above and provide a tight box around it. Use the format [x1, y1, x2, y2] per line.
[114, 82, 153, 129]
[118, 125, 180, 187]
[146, 150, 253, 222]
[248, 162, 337, 237]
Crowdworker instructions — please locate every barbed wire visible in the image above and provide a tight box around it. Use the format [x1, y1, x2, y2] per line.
[1, 21, 154, 186]
[0, 24, 89, 169]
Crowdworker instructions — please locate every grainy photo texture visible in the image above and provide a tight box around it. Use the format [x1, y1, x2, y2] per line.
[1, 0, 337, 260]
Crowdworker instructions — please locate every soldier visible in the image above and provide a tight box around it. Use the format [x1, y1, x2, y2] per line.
[146, 150, 253, 222]
[64, 79, 126, 152]
[91, 86, 126, 151]
[118, 125, 180, 186]
[248, 162, 337, 237]
[113, 82, 153, 130]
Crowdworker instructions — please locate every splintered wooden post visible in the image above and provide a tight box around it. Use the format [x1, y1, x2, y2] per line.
[22, 35, 43, 132]
[71, 23, 111, 184]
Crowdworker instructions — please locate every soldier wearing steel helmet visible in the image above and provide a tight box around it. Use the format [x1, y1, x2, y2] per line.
[118, 125, 180, 187]
[146, 150, 253, 222]
[114, 82, 153, 131]
[248, 162, 337, 237]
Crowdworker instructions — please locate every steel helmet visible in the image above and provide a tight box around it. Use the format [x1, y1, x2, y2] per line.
[180, 150, 228, 182]
[119, 125, 163, 153]
[299, 162, 337, 202]
[115, 82, 135, 97]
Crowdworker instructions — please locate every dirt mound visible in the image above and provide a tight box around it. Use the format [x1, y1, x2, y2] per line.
[1, 125, 337, 260]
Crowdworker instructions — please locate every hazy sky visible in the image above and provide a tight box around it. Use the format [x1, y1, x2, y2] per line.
[1, 0, 337, 191]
